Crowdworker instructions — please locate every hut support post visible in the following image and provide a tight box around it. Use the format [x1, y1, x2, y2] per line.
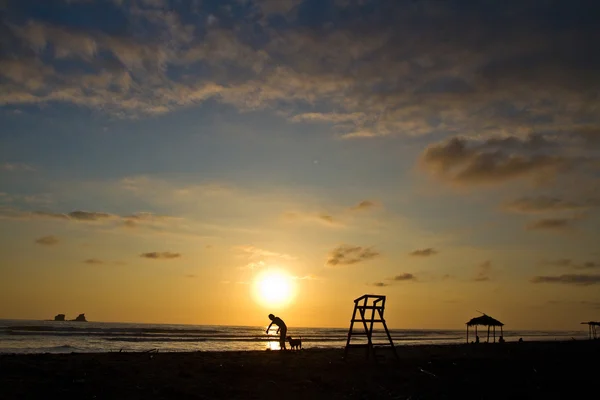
[487, 325, 490, 343]
[466, 325, 469, 343]
[493, 326, 496, 343]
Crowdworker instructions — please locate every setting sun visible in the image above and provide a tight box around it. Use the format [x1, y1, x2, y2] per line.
[253, 270, 295, 308]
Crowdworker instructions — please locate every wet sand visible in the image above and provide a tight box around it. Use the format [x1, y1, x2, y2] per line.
[1, 341, 598, 399]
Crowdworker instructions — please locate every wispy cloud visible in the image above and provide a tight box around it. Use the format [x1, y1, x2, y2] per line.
[473, 261, 492, 282]
[235, 245, 296, 261]
[502, 196, 598, 213]
[525, 218, 573, 232]
[370, 273, 416, 287]
[409, 248, 438, 257]
[389, 273, 416, 282]
[292, 274, 320, 281]
[35, 235, 59, 246]
[282, 211, 343, 227]
[1, 162, 35, 172]
[83, 258, 104, 265]
[420, 136, 573, 186]
[140, 252, 181, 260]
[326, 245, 380, 267]
[531, 274, 600, 286]
[371, 282, 389, 287]
[349, 200, 379, 212]
[542, 259, 599, 269]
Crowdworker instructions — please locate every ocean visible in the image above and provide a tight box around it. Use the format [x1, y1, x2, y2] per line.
[0, 319, 588, 354]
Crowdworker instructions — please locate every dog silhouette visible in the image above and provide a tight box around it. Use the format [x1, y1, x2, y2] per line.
[286, 336, 302, 350]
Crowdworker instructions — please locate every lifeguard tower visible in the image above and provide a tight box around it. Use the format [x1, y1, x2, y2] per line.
[344, 294, 398, 360]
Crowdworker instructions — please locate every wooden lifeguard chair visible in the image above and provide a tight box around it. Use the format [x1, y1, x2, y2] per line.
[344, 294, 398, 360]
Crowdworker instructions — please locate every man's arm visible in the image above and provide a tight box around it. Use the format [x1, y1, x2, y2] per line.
[265, 322, 273, 334]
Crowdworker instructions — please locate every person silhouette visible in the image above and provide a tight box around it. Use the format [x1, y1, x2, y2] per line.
[266, 314, 287, 350]
[475, 335, 480, 344]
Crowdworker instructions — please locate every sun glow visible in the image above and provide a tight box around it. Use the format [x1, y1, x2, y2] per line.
[253, 270, 295, 308]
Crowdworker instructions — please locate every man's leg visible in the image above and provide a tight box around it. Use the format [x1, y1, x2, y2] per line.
[280, 329, 287, 350]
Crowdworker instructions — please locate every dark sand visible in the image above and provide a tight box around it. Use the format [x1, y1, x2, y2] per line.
[1, 341, 598, 399]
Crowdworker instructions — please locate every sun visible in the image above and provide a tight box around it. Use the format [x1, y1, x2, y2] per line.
[253, 269, 295, 308]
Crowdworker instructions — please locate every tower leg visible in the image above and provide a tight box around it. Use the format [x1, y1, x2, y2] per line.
[379, 309, 398, 360]
[344, 304, 358, 359]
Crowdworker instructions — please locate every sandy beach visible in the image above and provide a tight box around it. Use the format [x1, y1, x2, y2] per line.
[1, 341, 598, 399]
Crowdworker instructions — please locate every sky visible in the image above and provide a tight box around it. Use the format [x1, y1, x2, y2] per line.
[0, 0, 599, 330]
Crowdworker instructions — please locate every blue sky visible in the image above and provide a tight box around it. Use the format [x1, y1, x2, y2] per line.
[1, 0, 599, 328]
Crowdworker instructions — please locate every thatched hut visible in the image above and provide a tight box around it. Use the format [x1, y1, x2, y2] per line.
[581, 321, 599, 340]
[466, 314, 504, 343]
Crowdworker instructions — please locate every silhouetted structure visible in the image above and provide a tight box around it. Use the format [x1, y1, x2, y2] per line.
[54, 314, 65, 321]
[466, 313, 504, 343]
[344, 294, 397, 360]
[581, 321, 599, 340]
[72, 313, 87, 322]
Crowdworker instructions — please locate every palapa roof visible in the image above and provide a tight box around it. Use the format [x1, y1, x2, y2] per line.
[581, 321, 600, 326]
[466, 314, 504, 327]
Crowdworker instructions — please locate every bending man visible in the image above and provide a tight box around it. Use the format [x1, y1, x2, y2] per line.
[266, 314, 287, 350]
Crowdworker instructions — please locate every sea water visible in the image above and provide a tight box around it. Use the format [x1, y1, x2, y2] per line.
[0, 319, 588, 354]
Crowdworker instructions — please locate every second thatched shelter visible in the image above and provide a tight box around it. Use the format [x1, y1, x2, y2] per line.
[581, 321, 599, 340]
[466, 314, 504, 343]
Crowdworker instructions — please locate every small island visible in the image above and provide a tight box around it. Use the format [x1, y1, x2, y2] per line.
[72, 313, 87, 322]
[51, 313, 87, 322]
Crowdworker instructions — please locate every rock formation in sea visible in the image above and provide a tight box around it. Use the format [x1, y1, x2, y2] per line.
[73, 313, 87, 322]
[54, 314, 66, 321]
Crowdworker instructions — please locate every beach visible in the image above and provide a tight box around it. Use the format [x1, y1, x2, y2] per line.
[1, 341, 598, 399]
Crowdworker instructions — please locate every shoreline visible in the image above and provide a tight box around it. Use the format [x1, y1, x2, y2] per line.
[2, 340, 598, 399]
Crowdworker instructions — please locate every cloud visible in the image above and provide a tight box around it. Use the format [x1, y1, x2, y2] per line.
[1, 162, 35, 172]
[140, 252, 181, 260]
[502, 197, 598, 213]
[530, 274, 600, 286]
[185, 274, 197, 278]
[245, 261, 266, 270]
[525, 218, 573, 232]
[35, 235, 59, 246]
[290, 112, 367, 124]
[0, 207, 181, 230]
[326, 245, 380, 267]
[409, 248, 438, 257]
[370, 273, 416, 286]
[543, 259, 599, 270]
[235, 245, 296, 261]
[371, 282, 389, 287]
[474, 260, 492, 282]
[68, 210, 114, 221]
[292, 274, 320, 281]
[0, 0, 597, 146]
[282, 211, 343, 227]
[389, 273, 416, 281]
[420, 136, 572, 186]
[349, 200, 379, 212]
[83, 258, 103, 265]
